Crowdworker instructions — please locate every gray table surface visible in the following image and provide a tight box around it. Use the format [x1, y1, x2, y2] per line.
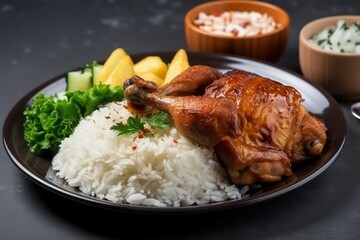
[1, 0, 360, 239]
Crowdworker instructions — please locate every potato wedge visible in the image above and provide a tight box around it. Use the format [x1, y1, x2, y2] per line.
[101, 48, 128, 83]
[105, 55, 134, 88]
[137, 72, 164, 86]
[134, 56, 168, 79]
[163, 49, 190, 85]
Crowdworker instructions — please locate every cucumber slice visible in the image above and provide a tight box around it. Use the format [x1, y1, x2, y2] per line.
[82, 67, 92, 74]
[66, 71, 92, 92]
[92, 65, 103, 85]
[65, 61, 103, 92]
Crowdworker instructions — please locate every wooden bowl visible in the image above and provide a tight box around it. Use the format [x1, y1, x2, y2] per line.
[299, 15, 360, 100]
[184, 0, 290, 63]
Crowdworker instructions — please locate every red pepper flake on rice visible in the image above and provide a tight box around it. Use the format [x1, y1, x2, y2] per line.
[138, 131, 145, 138]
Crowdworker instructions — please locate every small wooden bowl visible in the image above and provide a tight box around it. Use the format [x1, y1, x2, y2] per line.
[184, 0, 290, 63]
[299, 15, 360, 100]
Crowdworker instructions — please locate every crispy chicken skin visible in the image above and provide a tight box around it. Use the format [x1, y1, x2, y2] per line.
[207, 70, 327, 184]
[123, 66, 327, 185]
[159, 65, 221, 96]
[124, 67, 243, 147]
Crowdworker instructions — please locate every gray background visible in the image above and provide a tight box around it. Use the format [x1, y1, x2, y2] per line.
[1, 0, 360, 239]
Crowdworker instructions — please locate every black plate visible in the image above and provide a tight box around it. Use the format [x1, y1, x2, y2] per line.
[2, 52, 347, 214]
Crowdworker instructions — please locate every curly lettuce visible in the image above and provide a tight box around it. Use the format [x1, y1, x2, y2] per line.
[23, 84, 124, 155]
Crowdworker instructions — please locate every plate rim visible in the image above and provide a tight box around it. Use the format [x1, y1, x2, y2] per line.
[2, 51, 347, 214]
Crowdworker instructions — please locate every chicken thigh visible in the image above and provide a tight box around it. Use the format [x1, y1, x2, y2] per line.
[123, 66, 327, 185]
[206, 70, 326, 184]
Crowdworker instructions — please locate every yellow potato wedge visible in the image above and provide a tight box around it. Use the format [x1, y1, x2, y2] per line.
[163, 49, 190, 85]
[105, 55, 134, 88]
[137, 72, 164, 86]
[101, 48, 128, 83]
[134, 56, 168, 79]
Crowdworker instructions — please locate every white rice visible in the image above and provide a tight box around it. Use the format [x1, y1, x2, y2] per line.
[308, 19, 360, 53]
[52, 101, 241, 207]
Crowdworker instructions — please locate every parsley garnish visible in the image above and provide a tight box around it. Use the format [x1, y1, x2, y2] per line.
[354, 22, 360, 31]
[111, 112, 171, 136]
[146, 112, 171, 129]
[111, 115, 144, 135]
[318, 39, 326, 46]
[340, 22, 349, 30]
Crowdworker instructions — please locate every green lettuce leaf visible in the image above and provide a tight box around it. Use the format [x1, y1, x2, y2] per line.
[23, 84, 124, 155]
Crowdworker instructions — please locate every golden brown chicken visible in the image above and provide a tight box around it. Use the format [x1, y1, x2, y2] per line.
[123, 65, 327, 185]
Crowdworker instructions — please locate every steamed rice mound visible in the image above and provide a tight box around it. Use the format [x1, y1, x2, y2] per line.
[52, 101, 241, 207]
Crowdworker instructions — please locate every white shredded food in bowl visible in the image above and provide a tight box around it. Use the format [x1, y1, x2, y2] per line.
[308, 19, 360, 53]
[193, 11, 278, 37]
[52, 101, 242, 207]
